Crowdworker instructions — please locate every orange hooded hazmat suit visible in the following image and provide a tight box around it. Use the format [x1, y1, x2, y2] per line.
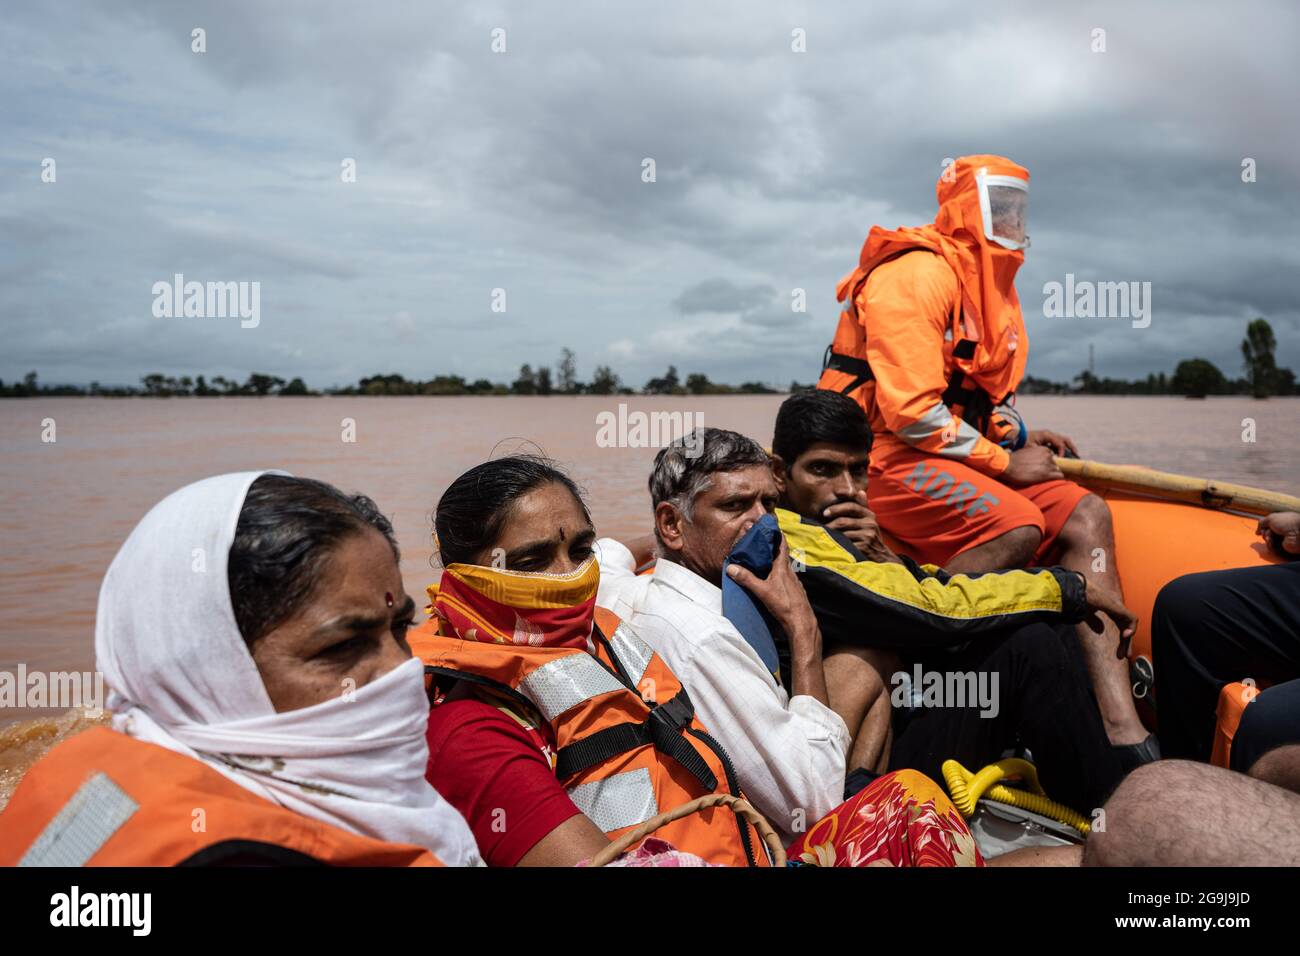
[818, 154, 1033, 475]
[818, 155, 1090, 566]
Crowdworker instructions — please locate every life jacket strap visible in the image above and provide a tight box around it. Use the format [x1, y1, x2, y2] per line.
[825, 342, 988, 425]
[941, 369, 999, 435]
[823, 346, 875, 397]
[826, 275, 981, 405]
[553, 688, 718, 795]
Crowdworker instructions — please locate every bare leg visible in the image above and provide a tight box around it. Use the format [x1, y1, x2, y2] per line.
[986, 844, 1082, 867]
[858, 690, 894, 774]
[944, 525, 1041, 574]
[1084, 760, 1300, 866]
[1248, 744, 1300, 795]
[824, 644, 897, 772]
[1055, 494, 1147, 746]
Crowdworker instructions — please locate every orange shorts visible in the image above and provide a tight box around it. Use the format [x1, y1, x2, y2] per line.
[867, 447, 1092, 567]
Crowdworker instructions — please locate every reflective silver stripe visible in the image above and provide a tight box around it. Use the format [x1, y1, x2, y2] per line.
[609, 623, 654, 689]
[518, 653, 624, 722]
[898, 403, 980, 458]
[567, 768, 659, 833]
[935, 419, 983, 459]
[897, 402, 954, 442]
[18, 772, 138, 867]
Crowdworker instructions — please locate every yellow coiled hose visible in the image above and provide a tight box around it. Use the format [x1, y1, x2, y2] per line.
[942, 758, 1091, 836]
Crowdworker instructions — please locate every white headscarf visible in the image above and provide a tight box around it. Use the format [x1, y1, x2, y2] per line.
[94, 471, 483, 867]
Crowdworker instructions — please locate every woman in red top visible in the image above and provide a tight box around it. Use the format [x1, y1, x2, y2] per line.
[422, 455, 987, 868]
[423, 457, 617, 866]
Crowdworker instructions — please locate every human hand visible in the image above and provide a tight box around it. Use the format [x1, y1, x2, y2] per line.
[1258, 512, 1300, 555]
[1026, 429, 1080, 458]
[1003, 445, 1065, 486]
[822, 492, 900, 564]
[725, 537, 819, 645]
[1081, 573, 1138, 658]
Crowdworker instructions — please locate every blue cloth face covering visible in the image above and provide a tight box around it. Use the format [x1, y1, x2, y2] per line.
[721, 513, 787, 683]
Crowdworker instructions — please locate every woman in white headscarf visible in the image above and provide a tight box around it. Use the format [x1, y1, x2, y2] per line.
[0, 471, 482, 867]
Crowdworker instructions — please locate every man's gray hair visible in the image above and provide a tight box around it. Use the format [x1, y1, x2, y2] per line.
[649, 427, 770, 519]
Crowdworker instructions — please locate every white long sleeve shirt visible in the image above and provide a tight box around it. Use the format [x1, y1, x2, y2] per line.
[594, 537, 850, 845]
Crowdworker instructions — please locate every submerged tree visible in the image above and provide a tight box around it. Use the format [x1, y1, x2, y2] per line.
[281, 377, 310, 395]
[557, 348, 578, 394]
[589, 365, 621, 395]
[511, 364, 537, 395]
[244, 373, 286, 396]
[685, 372, 715, 395]
[644, 365, 681, 395]
[1241, 317, 1280, 399]
[1170, 358, 1227, 399]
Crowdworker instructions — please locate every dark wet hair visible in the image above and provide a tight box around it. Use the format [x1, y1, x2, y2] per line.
[435, 455, 590, 567]
[227, 474, 399, 646]
[771, 390, 872, 465]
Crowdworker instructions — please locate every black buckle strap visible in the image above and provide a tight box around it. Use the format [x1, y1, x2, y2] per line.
[648, 692, 694, 748]
[823, 349, 874, 380]
[941, 369, 978, 407]
[941, 367, 995, 434]
[952, 338, 977, 360]
[554, 723, 648, 779]
[554, 689, 718, 794]
[822, 348, 875, 398]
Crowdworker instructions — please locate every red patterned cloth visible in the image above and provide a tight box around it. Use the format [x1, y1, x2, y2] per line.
[429, 558, 599, 650]
[787, 769, 984, 867]
[587, 770, 983, 868]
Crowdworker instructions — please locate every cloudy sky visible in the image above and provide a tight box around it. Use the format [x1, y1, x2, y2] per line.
[2, 1, 1297, 390]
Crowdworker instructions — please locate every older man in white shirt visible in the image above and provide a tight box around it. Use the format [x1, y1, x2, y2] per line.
[595, 427, 850, 845]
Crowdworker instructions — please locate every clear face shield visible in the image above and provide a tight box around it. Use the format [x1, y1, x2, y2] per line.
[976, 171, 1030, 250]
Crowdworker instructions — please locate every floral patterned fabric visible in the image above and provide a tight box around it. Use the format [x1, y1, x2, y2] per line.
[787, 769, 983, 867]
[587, 837, 715, 868]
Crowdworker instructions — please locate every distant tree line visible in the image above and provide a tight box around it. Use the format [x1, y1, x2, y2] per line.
[1015, 318, 1297, 399]
[0, 371, 311, 398]
[3, 319, 1293, 400]
[1, 347, 805, 398]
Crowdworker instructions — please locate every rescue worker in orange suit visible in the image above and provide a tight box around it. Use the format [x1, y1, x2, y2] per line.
[818, 155, 1156, 769]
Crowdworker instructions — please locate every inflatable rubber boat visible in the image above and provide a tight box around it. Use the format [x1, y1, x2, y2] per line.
[941, 458, 1298, 856]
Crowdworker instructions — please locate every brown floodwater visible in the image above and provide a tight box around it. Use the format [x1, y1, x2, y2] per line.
[1, 394, 1297, 804]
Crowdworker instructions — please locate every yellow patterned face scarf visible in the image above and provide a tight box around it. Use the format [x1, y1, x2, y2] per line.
[428, 557, 600, 650]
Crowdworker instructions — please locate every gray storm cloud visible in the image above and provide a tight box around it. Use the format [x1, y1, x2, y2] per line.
[1, 1, 1296, 389]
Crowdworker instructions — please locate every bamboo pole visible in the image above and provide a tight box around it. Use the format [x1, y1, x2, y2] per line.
[1055, 458, 1300, 516]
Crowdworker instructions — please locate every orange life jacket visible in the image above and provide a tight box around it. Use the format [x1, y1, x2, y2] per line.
[0, 727, 441, 867]
[818, 248, 1022, 466]
[818, 156, 1032, 473]
[410, 606, 771, 867]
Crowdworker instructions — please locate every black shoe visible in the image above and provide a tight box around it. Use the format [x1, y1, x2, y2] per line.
[1113, 734, 1161, 772]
